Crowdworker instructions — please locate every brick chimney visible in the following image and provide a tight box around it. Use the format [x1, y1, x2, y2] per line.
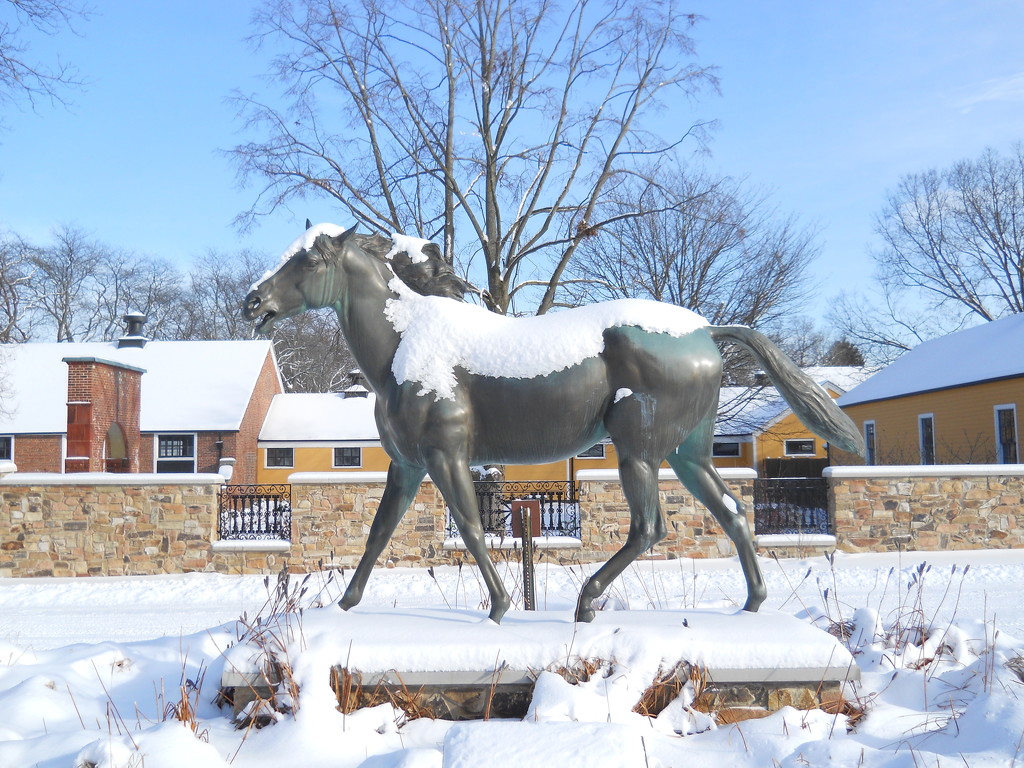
[63, 357, 145, 473]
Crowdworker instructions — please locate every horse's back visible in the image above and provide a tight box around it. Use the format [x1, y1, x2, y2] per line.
[463, 325, 722, 465]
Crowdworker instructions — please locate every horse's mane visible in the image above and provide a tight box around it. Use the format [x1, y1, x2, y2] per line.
[351, 232, 472, 302]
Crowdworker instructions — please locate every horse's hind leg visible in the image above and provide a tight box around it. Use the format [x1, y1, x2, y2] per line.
[666, 445, 766, 612]
[340, 461, 426, 611]
[575, 455, 665, 622]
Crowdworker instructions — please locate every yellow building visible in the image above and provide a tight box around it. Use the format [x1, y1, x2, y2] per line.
[838, 315, 1023, 466]
[504, 367, 869, 481]
[257, 367, 869, 483]
[256, 392, 389, 484]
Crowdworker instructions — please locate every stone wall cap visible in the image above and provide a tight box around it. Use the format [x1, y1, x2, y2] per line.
[825, 464, 1024, 479]
[577, 467, 757, 482]
[443, 536, 582, 551]
[212, 539, 291, 553]
[756, 534, 837, 547]
[0, 472, 225, 486]
[289, 471, 392, 484]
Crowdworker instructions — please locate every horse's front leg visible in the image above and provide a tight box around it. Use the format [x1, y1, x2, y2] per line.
[339, 461, 426, 611]
[426, 451, 511, 623]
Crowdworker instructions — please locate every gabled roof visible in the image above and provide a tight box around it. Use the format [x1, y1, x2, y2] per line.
[0, 340, 278, 434]
[839, 313, 1024, 407]
[716, 367, 872, 437]
[259, 393, 379, 442]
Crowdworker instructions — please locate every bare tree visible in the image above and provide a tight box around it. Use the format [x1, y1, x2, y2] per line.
[0, 0, 86, 113]
[0, 232, 35, 342]
[271, 310, 356, 392]
[21, 226, 185, 342]
[565, 168, 817, 381]
[25, 224, 105, 341]
[565, 169, 815, 321]
[831, 144, 1024, 361]
[93, 251, 185, 341]
[233, 0, 716, 315]
[175, 250, 269, 341]
[177, 249, 355, 391]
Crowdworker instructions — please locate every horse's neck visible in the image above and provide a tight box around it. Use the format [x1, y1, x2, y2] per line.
[334, 254, 401, 393]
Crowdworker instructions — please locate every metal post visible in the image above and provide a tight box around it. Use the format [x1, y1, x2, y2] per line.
[520, 504, 536, 611]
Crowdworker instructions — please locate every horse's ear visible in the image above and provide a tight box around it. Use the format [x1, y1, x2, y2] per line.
[349, 223, 358, 234]
[305, 218, 313, 230]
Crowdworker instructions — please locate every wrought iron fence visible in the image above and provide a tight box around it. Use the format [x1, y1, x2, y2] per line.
[218, 484, 292, 541]
[445, 481, 581, 539]
[753, 478, 831, 535]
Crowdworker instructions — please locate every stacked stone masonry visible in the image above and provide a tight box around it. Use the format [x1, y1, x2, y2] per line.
[0, 479, 219, 578]
[1, 467, 1022, 578]
[828, 468, 1024, 552]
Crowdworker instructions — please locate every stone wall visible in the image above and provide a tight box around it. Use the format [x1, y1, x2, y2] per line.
[285, 473, 446, 569]
[278, 469, 757, 570]
[576, 469, 756, 560]
[0, 473, 222, 578]
[2, 465, 1022, 579]
[826, 465, 1024, 552]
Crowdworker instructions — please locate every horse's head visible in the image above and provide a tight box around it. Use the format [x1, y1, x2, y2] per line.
[244, 222, 353, 334]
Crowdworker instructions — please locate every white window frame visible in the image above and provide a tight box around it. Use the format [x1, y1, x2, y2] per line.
[576, 443, 606, 459]
[0, 435, 12, 463]
[265, 446, 295, 469]
[154, 432, 197, 473]
[994, 404, 1019, 464]
[783, 438, 817, 457]
[863, 420, 876, 466]
[712, 441, 742, 458]
[918, 414, 936, 465]
[333, 445, 363, 468]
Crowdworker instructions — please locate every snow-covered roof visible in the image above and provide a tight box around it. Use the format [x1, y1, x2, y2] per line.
[839, 313, 1024, 407]
[716, 367, 873, 436]
[0, 340, 277, 434]
[259, 392, 379, 442]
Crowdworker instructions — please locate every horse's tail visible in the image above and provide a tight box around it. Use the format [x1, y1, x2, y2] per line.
[707, 325, 865, 456]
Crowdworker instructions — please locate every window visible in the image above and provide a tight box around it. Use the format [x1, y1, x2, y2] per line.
[577, 443, 605, 459]
[156, 434, 196, 473]
[334, 446, 362, 468]
[266, 447, 294, 468]
[863, 421, 876, 466]
[918, 415, 935, 465]
[712, 441, 741, 457]
[0, 436, 11, 462]
[995, 406, 1019, 464]
[784, 439, 816, 457]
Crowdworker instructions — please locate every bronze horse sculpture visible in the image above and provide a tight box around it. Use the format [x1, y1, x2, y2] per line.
[244, 223, 864, 623]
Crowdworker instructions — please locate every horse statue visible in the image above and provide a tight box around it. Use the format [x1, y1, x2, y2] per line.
[244, 223, 864, 623]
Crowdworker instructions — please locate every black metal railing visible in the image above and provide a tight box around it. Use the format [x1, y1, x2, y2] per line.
[445, 481, 581, 539]
[218, 484, 292, 541]
[753, 478, 831, 536]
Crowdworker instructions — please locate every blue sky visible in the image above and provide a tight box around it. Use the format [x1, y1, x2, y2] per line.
[1, 1, 1023, 321]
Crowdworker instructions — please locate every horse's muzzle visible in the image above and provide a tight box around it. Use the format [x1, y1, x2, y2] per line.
[243, 291, 262, 320]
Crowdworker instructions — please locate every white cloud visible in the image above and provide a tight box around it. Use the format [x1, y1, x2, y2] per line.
[956, 71, 1024, 113]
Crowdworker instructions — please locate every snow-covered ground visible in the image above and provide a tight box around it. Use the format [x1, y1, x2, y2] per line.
[2, 548, 1024, 767]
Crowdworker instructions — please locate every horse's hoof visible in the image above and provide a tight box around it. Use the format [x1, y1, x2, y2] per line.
[574, 601, 596, 623]
[488, 596, 510, 624]
[742, 593, 766, 613]
[338, 591, 360, 611]
[485, 606, 505, 626]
